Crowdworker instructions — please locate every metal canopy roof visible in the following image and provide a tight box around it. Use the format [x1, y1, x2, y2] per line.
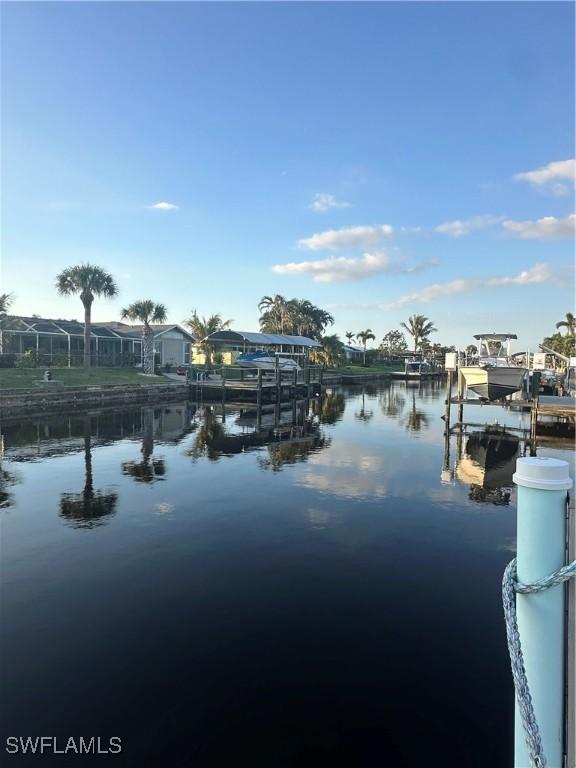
[3, 316, 141, 340]
[473, 334, 518, 340]
[204, 330, 322, 348]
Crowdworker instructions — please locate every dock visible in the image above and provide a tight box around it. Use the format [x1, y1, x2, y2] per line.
[191, 366, 324, 404]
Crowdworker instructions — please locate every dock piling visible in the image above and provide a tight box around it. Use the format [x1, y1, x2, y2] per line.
[512, 457, 573, 768]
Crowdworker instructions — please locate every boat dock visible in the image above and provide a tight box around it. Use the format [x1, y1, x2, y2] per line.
[191, 366, 324, 404]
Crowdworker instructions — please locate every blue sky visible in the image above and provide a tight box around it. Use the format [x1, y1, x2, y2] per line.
[2, 1, 574, 350]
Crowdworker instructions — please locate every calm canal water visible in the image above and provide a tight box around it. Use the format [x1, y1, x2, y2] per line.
[1, 381, 573, 766]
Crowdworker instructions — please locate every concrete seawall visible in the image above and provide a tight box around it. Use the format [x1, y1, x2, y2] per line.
[1, 383, 189, 418]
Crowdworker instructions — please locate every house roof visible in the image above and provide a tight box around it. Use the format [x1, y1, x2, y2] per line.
[4, 316, 140, 340]
[202, 330, 322, 348]
[95, 322, 195, 341]
[343, 344, 364, 353]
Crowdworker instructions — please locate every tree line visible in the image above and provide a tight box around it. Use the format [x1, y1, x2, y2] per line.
[1, 264, 573, 372]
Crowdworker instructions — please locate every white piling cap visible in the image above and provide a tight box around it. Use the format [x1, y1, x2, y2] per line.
[513, 456, 573, 490]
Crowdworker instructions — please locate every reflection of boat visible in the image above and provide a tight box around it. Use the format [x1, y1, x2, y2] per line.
[404, 358, 434, 378]
[460, 334, 527, 401]
[236, 352, 300, 372]
[456, 429, 519, 489]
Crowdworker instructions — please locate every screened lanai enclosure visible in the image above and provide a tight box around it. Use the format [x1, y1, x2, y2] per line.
[0, 317, 142, 367]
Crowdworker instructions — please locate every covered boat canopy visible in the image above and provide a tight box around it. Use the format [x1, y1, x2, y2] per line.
[473, 334, 517, 340]
[200, 330, 322, 348]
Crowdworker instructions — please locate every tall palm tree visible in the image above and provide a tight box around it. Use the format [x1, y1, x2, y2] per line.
[556, 312, 575, 336]
[121, 300, 167, 375]
[345, 331, 355, 345]
[356, 329, 376, 365]
[56, 264, 118, 368]
[184, 310, 231, 367]
[258, 294, 296, 334]
[400, 314, 437, 354]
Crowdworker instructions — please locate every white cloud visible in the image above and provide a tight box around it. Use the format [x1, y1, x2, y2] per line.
[514, 158, 575, 186]
[384, 263, 556, 309]
[435, 215, 504, 238]
[386, 279, 475, 309]
[298, 224, 393, 250]
[148, 201, 179, 211]
[308, 193, 352, 213]
[486, 263, 553, 286]
[272, 251, 437, 284]
[502, 214, 575, 240]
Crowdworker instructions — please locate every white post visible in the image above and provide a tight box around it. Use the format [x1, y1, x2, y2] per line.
[513, 457, 573, 768]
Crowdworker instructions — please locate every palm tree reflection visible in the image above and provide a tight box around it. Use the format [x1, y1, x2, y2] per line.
[311, 392, 346, 425]
[355, 390, 374, 423]
[122, 408, 166, 482]
[379, 388, 406, 419]
[60, 417, 117, 529]
[403, 392, 429, 433]
[187, 407, 226, 462]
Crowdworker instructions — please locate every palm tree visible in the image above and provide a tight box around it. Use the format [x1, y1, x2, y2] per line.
[0, 294, 14, 343]
[556, 312, 575, 336]
[56, 264, 118, 368]
[258, 294, 295, 334]
[312, 334, 344, 368]
[345, 331, 355, 345]
[356, 329, 376, 365]
[121, 300, 167, 375]
[184, 310, 231, 368]
[0, 293, 13, 318]
[400, 314, 437, 354]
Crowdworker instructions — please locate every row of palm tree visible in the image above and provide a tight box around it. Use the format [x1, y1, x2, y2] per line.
[258, 294, 334, 340]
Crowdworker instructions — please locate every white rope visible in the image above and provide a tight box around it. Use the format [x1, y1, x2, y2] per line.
[503, 556, 576, 768]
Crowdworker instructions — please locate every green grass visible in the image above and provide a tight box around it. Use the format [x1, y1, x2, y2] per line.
[0, 367, 166, 389]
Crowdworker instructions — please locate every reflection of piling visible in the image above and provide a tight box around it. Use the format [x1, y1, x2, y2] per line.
[511, 457, 573, 768]
[444, 370, 453, 432]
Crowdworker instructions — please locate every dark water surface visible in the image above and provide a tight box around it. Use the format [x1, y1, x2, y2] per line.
[1, 382, 572, 766]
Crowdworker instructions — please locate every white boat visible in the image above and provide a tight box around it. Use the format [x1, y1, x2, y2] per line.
[236, 351, 300, 372]
[460, 334, 527, 401]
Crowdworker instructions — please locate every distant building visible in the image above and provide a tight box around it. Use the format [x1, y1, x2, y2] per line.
[192, 329, 321, 365]
[98, 323, 194, 367]
[0, 316, 194, 367]
[342, 344, 364, 362]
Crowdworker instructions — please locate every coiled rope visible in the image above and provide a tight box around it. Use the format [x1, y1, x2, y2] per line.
[503, 556, 576, 768]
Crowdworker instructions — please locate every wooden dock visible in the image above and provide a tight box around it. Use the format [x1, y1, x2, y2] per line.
[191, 367, 324, 403]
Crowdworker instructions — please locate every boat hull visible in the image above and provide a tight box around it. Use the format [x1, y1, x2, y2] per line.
[460, 366, 527, 401]
[236, 355, 300, 372]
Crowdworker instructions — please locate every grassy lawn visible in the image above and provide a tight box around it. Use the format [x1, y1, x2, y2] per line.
[0, 367, 166, 389]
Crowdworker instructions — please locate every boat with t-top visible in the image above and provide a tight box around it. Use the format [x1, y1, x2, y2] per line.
[459, 334, 527, 401]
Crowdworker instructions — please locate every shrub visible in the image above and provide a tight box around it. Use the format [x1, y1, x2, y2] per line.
[51, 353, 69, 368]
[15, 350, 40, 368]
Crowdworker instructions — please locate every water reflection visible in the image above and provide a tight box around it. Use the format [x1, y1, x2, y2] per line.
[60, 416, 118, 529]
[443, 426, 520, 506]
[122, 408, 167, 483]
[310, 390, 346, 425]
[403, 391, 429, 433]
